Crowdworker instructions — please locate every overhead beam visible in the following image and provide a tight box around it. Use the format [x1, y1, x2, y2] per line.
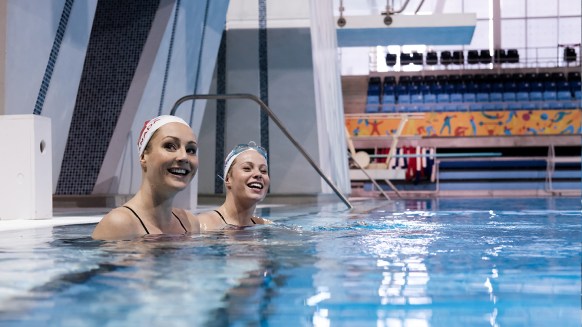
[336, 13, 476, 46]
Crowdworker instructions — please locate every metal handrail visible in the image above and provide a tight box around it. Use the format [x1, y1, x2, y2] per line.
[170, 93, 353, 209]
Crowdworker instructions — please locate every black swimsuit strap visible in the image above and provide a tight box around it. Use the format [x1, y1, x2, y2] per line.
[172, 212, 188, 233]
[214, 210, 229, 225]
[123, 205, 150, 234]
[123, 206, 188, 234]
[214, 210, 257, 226]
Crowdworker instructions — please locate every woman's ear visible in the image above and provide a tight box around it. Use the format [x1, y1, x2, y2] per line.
[140, 154, 147, 171]
[224, 174, 232, 188]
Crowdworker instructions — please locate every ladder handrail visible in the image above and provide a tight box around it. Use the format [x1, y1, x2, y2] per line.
[170, 93, 353, 209]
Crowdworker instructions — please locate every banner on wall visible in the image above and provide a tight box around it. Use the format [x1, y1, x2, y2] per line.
[346, 109, 582, 137]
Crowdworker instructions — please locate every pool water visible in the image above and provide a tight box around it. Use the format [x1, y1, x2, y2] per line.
[0, 197, 579, 326]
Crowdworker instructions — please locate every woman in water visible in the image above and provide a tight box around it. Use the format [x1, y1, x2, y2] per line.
[196, 142, 271, 231]
[92, 115, 200, 240]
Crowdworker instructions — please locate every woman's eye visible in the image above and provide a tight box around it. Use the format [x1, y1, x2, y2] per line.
[164, 143, 177, 150]
[187, 147, 197, 155]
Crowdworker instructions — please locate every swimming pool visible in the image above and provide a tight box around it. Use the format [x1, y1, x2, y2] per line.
[0, 197, 579, 326]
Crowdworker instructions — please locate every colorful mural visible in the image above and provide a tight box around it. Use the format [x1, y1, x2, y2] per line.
[346, 109, 582, 137]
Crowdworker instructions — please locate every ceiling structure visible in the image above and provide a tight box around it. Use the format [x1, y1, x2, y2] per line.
[334, 0, 477, 46]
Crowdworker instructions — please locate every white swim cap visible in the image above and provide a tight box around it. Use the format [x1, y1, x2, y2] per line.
[137, 115, 190, 157]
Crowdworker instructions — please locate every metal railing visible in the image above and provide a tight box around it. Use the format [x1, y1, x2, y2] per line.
[170, 93, 353, 209]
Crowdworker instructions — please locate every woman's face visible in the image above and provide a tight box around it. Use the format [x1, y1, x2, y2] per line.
[142, 122, 198, 191]
[226, 150, 269, 202]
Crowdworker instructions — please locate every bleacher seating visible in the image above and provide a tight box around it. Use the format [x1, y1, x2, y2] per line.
[366, 69, 581, 113]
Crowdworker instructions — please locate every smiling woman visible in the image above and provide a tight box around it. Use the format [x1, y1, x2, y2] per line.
[92, 115, 200, 240]
[195, 142, 272, 231]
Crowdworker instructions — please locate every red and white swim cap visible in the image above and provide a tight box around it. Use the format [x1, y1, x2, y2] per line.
[137, 115, 190, 156]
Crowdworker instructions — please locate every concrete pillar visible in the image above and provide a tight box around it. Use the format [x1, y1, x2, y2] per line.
[0, 115, 52, 220]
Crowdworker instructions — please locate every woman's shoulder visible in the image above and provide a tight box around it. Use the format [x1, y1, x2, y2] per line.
[92, 206, 143, 240]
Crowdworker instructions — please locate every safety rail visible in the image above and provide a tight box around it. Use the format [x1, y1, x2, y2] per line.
[170, 93, 353, 209]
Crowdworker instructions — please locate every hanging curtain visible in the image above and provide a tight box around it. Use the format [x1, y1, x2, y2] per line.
[309, 0, 351, 194]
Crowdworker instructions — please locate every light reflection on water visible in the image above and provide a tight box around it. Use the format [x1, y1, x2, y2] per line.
[0, 197, 579, 326]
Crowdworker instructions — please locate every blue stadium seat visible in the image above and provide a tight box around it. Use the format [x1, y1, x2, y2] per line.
[569, 80, 581, 92]
[398, 94, 411, 104]
[424, 94, 437, 103]
[520, 103, 537, 110]
[556, 81, 570, 91]
[530, 82, 544, 92]
[433, 104, 445, 112]
[444, 104, 458, 111]
[517, 82, 530, 92]
[395, 84, 408, 95]
[544, 81, 557, 91]
[469, 103, 483, 111]
[383, 94, 396, 104]
[516, 92, 529, 101]
[383, 84, 395, 95]
[443, 84, 456, 94]
[365, 104, 380, 113]
[574, 90, 581, 100]
[417, 105, 433, 112]
[542, 91, 557, 101]
[410, 94, 424, 103]
[381, 104, 395, 113]
[463, 93, 476, 102]
[437, 94, 450, 103]
[562, 101, 578, 109]
[482, 103, 496, 111]
[455, 84, 467, 94]
[492, 103, 505, 110]
[430, 84, 444, 94]
[419, 84, 431, 94]
[450, 93, 463, 103]
[546, 101, 563, 109]
[476, 93, 490, 102]
[503, 92, 516, 102]
[504, 82, 518, 92]
[490, 92, 503, 102]
[507, 103, 521, 110]
[367, 95, 380, 104]
[529, 91, 543, 101]
[491, 82, 504, 93]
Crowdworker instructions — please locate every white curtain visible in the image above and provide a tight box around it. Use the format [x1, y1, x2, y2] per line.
[309, 0, 351, 194]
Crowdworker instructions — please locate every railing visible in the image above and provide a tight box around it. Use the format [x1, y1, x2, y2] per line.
[170, 93, 354, 209]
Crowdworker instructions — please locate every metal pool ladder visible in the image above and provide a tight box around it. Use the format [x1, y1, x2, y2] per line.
[170, 93, 353, 209]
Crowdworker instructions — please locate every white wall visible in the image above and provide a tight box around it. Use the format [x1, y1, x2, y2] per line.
[5, 0, 98, 193]
[112, 0, 230, 202]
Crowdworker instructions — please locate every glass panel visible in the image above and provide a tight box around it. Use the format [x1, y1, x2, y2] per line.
[558, 17, 582, 46]
[468, 20, 490, 49]
[559, 0, 581, 16]
[527, 0, 558, 17]
[463, 0, 490, 19]
[527, 18, 558, 48]
[442, 0, 462, 14]
[501, 20, 526, 49]
[500, 0, 525, 18]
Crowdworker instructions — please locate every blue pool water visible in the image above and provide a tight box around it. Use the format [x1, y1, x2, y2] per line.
[0, 197, 579, 326]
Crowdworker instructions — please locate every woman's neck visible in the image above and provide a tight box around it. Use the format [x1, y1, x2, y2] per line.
[219, 198, 257, 226]
[130, 189, 176, 227]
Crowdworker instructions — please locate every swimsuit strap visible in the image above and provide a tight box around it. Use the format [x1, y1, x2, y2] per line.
[214, 210, 257, 226]
[172, 211, 188, 233]
[123, 206, 150, 234]
[214, 210, 229, 225]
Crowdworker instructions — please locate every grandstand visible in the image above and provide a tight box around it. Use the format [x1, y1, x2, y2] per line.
[341, 0, 581, 197]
